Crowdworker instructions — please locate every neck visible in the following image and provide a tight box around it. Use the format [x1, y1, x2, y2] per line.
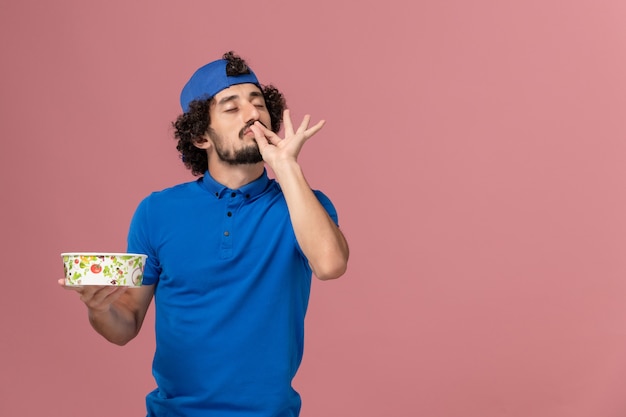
[207, 160, 265, 189]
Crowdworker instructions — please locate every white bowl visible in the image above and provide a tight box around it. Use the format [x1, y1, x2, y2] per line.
[61, 253, 147, 287]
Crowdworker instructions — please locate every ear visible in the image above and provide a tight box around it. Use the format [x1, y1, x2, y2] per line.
[193, 134, 212, 150]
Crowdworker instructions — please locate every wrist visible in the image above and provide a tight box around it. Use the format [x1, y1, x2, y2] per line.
[271, 159, 302, 181]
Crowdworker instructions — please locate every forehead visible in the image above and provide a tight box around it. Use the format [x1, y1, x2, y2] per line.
[213, 83, 263, 103]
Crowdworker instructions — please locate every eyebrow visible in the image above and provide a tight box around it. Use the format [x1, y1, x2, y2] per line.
[217, 91, 264, 106]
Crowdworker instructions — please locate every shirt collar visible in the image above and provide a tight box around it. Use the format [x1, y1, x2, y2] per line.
[199, 169, 271, 199]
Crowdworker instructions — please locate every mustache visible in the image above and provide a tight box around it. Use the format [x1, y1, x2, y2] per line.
[239, 120, 268, 139]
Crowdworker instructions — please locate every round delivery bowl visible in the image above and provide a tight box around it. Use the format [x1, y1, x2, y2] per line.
[61, 253, 147, 287]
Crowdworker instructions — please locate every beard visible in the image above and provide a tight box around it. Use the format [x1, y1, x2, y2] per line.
[207, 128, 263, 165]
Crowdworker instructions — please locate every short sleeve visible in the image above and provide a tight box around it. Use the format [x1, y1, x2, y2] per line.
[313, 190, 339, 226]
[127, 196, 161, 285]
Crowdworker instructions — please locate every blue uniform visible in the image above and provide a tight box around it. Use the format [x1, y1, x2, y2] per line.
[127, 170, 338, 417]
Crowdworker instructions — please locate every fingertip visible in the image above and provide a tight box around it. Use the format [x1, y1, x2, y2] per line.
[313, 119, 326, 130]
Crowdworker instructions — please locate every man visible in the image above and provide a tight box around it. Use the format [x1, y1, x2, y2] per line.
[60, 51, 349, 416]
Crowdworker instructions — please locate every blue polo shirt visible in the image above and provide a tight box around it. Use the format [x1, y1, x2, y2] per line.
[127, 170, 338, 417]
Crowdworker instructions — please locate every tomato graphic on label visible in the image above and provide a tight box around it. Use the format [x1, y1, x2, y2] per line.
[90, 264, 103, 274]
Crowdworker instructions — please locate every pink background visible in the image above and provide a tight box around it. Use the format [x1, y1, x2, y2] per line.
[2, 0, 626, 416]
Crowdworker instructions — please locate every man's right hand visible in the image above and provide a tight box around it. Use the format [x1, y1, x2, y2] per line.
[58, 278, 128, 313]
[58, 278, 154, 345]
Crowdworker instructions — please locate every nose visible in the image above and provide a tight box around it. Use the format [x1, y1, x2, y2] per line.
[242, 100, 260, 123]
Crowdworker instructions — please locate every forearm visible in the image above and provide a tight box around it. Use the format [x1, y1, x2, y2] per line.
[273, 160, 349, 280]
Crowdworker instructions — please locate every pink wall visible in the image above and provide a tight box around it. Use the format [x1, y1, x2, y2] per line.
[2, 0, 626, 415]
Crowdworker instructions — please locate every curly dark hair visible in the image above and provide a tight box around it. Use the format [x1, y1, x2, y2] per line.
[173, 51, 286, 176]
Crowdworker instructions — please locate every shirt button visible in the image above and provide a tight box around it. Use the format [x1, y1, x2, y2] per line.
[224, 231, 230, 236]
[231, 192, 236, 197]
[227, 212, 232, 217]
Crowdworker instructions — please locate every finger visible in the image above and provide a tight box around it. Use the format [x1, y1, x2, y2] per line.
[80, 285, 117, 305]
[296, 114, 311, 134]
[77, 285, 104, 301]
[303, 119, 325, 139]
[252, 122, 281, 146]
[102, 287, 129, 305]
[83, 286, 127, 310]
[283, 109, 294, 136]
[250, 124, 270, 148]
